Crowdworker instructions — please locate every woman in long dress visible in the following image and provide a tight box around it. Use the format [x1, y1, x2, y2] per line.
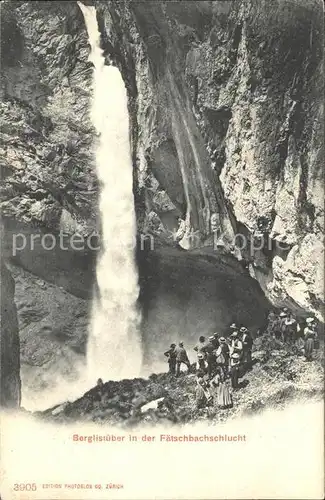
[211, 368, 233, 409]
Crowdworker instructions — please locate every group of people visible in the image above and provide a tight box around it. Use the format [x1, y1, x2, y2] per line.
[164, 308, 321, 411]
[164, 324, 254, 410]
[266, 308, 319, 361]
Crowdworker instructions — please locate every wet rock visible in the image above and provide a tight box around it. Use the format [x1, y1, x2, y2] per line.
[0, 260, 21, 407]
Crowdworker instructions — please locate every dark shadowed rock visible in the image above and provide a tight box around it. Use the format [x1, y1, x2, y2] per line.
[0, 260, 21, 407]
[0, 1, 323, 407]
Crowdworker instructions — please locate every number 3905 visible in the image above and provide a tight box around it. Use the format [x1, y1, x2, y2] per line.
[14, 483, 37, 491]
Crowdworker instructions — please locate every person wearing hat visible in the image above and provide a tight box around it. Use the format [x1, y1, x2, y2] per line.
[175, 342, 191, 376]
[304, 319, 318, 361]
[94, 378, 104, 403]
[211, 332, 220, 353]
[209, 334, 219, 349]
[195, 376, 212, 409]
[214, 343, 228, 378]
[278, 311, 288, 341]
[194, 335, 208, 356]
[228, 322, 240, 343]
[269, 311, 282, 340]
[205, 335, 218, 376]
[266, 310, 277, 336]
[229, 323, 237, 335]
[164, 343, 177, 374]
[240, 327, 253, 369]
[283, 312, 298, 343]
[213, 332, 220, 342]
[218, 337, 230, 375]
[209, 366, 233, 410]
[196, 352, 209, 373]
[230, 331, 243, 359]
[230, 352, 241, 389]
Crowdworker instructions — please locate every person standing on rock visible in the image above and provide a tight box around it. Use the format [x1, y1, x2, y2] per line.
[304, 318, 317, 361]
[266, 310, 277, 336]
[195, 376, 212, 409]
[205, 336, 217, 376]
[196, 353, 208, 374]
[295, 321, 305, 353]
[230, 352, 241, 389]
[240, 327, 253, 369]
[175, 342, 191, 376]
[212, 332, 220, 345]
[194, 336, 208, 356]
[94, 378, 104, 403]
[218, 337, 230, 375]
[279, 311, 288, 341]
[228, 323, 238, 338]
[230, 331, 243, 360]
[283, 312, 297, 343]
[215, 343, 227, 379]
[194, 335, 209, 374]
[272, 313, 282, 340]
[164, 343, 177, 374]
[210, 367, 233, 409]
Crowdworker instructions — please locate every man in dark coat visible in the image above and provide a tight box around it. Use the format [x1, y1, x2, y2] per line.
[230, 353, 241, 389]
[267, 310, 276, 333]
[194, 336, 208, 355]
[205, 335, 217, 376]
[240, 327, 253, 369]
[218, 337, 230, 376]
[283, 313, 298, 343]
[304, 318, 317, 361]
[175, 342, 191, 376]
[164, 343, 177, 374]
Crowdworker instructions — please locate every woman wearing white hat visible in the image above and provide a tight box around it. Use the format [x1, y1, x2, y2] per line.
[230, 331, 243, 360]
[196, 352, 209, 374]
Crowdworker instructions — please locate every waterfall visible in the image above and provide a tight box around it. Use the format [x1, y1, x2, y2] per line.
[78, 3, 142, 382]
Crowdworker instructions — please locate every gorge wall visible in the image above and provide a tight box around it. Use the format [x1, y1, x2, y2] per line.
[0, 0, 323, 406]
[0, 260, 21, 408]
[96, 0, 324, 318]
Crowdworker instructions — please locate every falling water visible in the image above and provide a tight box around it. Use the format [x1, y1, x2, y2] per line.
[78, 3, 142, 381]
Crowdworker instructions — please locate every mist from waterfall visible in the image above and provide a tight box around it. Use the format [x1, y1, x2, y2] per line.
[78, 3, 142, 382]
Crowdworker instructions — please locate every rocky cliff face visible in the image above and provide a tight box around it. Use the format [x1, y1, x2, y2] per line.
[97, 0, 324, 319]
[0, 0, 323, 406]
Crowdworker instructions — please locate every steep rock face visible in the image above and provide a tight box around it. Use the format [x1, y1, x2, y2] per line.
[8, 262, 89, 409]
[1, 1, 97, 235]
[0, 1, 98, 406]
[0, 260, 21, 407]
[97, 0, 324, 319]
[0, 0, 323, 406]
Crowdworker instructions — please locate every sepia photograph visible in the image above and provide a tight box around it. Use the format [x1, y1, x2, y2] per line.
[0, 0, 324, 498]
